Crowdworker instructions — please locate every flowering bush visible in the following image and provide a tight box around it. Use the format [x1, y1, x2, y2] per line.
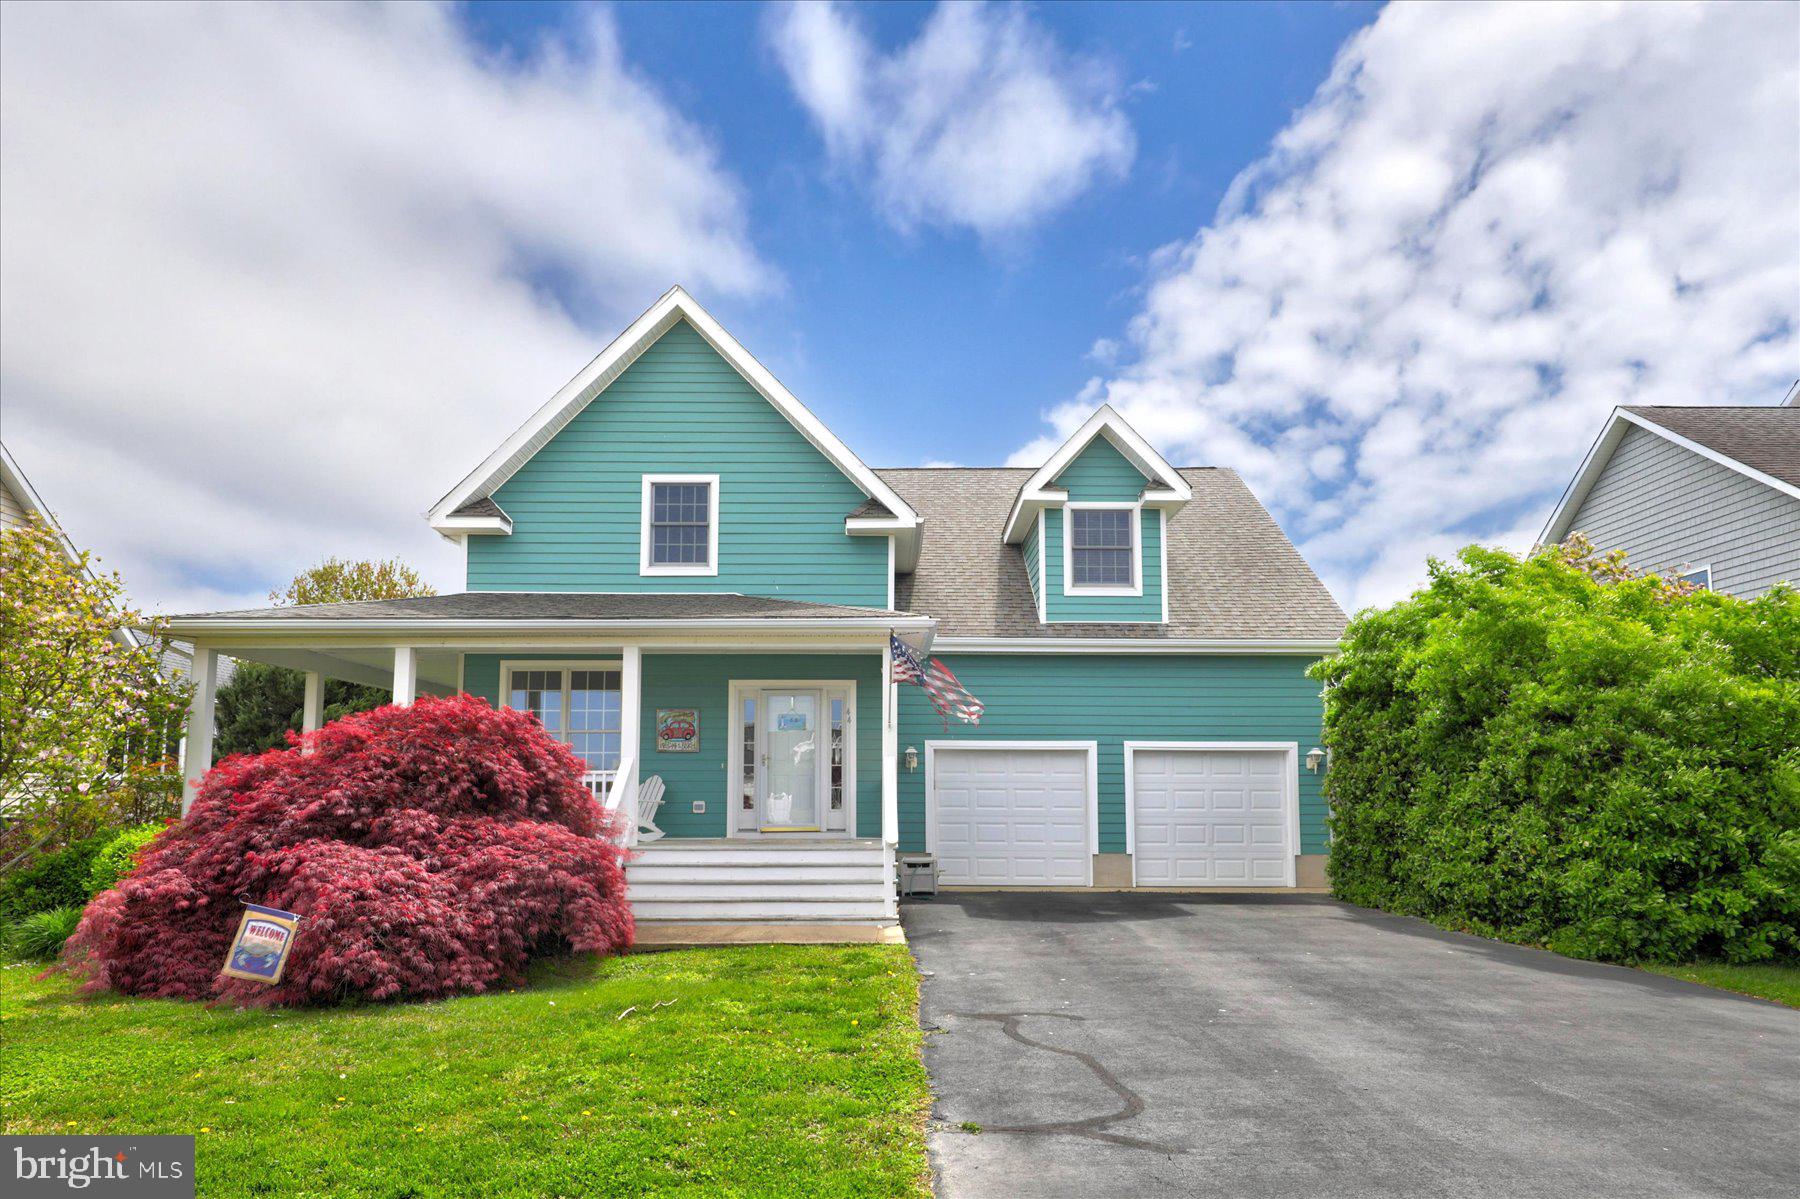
[60, 695, 632, 1004]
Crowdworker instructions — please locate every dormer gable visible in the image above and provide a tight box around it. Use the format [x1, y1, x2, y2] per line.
[1002, 405, 1191, 544]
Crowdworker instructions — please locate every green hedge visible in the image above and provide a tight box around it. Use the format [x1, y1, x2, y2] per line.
[1314, 545, 1800, 964]
[0, 833, 115, 925]
[86, 823, 167, 894]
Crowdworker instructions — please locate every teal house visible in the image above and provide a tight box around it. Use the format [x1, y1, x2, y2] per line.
[163, 288, 1346, 936]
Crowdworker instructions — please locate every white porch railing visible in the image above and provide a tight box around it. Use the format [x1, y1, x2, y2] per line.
[589, 754, 639, 848]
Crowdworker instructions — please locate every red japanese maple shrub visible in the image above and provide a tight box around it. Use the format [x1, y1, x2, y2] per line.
[60, 694, 632, 1005]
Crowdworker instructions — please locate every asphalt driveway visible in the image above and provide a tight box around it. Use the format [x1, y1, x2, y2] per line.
[902, 893, 1799, 1199]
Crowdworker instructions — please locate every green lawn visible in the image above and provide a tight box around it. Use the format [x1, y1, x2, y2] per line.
[0, 945, 931, 1198]
[1642, 961, 1800, 1008]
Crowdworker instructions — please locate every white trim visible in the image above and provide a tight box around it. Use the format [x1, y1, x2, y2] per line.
[435, 514, 511, 536]
[923, 740, 1099, 887]
[159, 615, 932, 636]
[934, 636, 1340, 654]
[1122, 741, 1299, 888]
[1062, 501, 1143, 597]
[1035, 516, 1049, 624]
[180, 644, 218, 815]
[639, 473, 720, 577]
[1158, 509, 1169, 624]
[1540, 407, 1800, 545]
[881, 647, 898, 847]
[724, 679, 860, 840]
[1003, 405, 1192, 543]
[427, 285, 920, 554]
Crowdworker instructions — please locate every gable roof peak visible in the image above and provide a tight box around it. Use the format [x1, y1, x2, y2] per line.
[1002, 405, 1192, 542]
[426, 284, 922, 564]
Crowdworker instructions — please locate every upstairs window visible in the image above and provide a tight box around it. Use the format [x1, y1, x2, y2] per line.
[640, 474, 719, 575]
[1068, 506, 1136, 591]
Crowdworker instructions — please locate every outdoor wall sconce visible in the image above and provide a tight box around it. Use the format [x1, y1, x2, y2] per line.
[1306, 747, 1327, 773]
[904, 745, 919, 773]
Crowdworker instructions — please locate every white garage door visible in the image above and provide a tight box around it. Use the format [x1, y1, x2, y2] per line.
[1131, 748, 1292, 886]
[932, 747, 1090, 885]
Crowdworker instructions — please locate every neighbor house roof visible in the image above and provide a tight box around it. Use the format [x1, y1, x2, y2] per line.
[1540, 404, 1800, 544]
[879, 466, 1346, 644]
[1621, 406, 1800, 489]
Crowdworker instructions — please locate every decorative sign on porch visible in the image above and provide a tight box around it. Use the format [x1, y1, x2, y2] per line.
[220, 903, 301, 984]
[656, 708, 700, 752]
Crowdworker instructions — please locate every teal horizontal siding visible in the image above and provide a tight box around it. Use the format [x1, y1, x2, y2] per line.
[1042, 506, 1164, 623]
[1052, 435, 1148, 501]
[467, 320, 887, 605]
[1022, 514, 1042, 615]
[896, 654, 1329, 856]
[465, 652, 882, 840]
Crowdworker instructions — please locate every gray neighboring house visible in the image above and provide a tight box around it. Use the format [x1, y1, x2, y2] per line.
[1539, 400, 1800, 597]
[1, 439, 233, 696]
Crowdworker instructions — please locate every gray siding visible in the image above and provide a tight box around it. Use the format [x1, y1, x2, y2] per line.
[0, 478, 25, 529]
[1567, 425, 1800, 597]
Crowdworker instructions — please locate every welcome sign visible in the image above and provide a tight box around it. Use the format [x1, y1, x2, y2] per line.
[220, 904, 301, 984]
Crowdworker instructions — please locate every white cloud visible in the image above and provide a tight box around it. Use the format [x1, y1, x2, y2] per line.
[1020, 0, 1799, 611]
[0, 1, 767, 614]
[768, 1, 1133, 237]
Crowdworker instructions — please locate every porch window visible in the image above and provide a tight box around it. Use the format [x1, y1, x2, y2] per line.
[506, 666, 621, 774]
[1068, 506, 1135, 589]
[641, 474, 719, 575]
[829, 698, 845, 812]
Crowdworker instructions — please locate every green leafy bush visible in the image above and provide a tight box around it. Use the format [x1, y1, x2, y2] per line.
[0, 833, 115, 923]
[86, 823, 167, 894]
[14, 906, 84, 959]
[1314, 543, 1800, 964]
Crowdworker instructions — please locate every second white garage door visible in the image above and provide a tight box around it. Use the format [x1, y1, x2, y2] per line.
[1130, 746, 1294, 887]
[931, 746, 1091, 886]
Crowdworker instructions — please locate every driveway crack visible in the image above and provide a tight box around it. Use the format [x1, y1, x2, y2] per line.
[949, 1011, 1185, 1155]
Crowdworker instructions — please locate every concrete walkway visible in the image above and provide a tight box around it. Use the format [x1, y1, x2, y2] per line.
[903, 893, 1799, 1199]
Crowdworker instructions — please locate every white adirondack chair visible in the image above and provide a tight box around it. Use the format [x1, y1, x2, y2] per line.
[636, 775, 667, 842]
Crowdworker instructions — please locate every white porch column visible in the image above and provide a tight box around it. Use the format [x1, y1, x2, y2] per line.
[617, 646, 642, 827]
[301, 671, 324, 732]
[881, 638, 899, 847]
[180, 644, 218, 816]
[392, 646, 418, 706]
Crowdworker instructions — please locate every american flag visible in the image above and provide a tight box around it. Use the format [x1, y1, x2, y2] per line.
[890, 634, 985, 726]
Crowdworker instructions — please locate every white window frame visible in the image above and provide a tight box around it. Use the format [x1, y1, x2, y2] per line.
[498, 659, 625, 777]
[1122, 741, 1299, 889]
[640, 474, 720, 577]
[724, 679, 859, 839]
[1062, 502, 1143, 597]
[924, 740, 1099, 887]
[1676, 563, 1712, 590]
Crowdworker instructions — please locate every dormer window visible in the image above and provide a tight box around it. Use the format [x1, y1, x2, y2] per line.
[1065, 503, 1141, 595]
[641, 474, 719, 576]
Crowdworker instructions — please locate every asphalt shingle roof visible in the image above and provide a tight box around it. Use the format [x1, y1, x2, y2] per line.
[168, 592, 913, 622]
[877, 467, 1346, 640]
[1624, 406, 1800, 489]
[447, 496, 507, 519]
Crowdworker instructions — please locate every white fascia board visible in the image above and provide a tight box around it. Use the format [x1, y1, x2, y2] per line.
[433, 514, 512, 535]
[1002, 405, 1191, 542]
[152, 615, 937, 637]
[427, 285, 919, 535]
[1540, 407, 1800, 546]
[845, 514, 923, 573]
[933, 636, 1340, 654]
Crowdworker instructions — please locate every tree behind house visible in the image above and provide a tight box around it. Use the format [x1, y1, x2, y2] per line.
[214, 557, 436, 757]
[0, 514, 189, 850]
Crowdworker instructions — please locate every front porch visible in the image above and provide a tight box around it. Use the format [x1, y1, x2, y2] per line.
[163, 594, 931, 937]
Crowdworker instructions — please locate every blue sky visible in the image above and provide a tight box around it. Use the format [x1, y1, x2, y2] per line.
[1, 2, 1793, 614]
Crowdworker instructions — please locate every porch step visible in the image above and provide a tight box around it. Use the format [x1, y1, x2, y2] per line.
[624, 838, 895, 928]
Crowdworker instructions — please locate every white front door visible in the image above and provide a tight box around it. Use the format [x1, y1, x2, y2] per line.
[758, 690, 822, 831]
[931, 746, 1091, 885]
[1131, 748, 1293, 886]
